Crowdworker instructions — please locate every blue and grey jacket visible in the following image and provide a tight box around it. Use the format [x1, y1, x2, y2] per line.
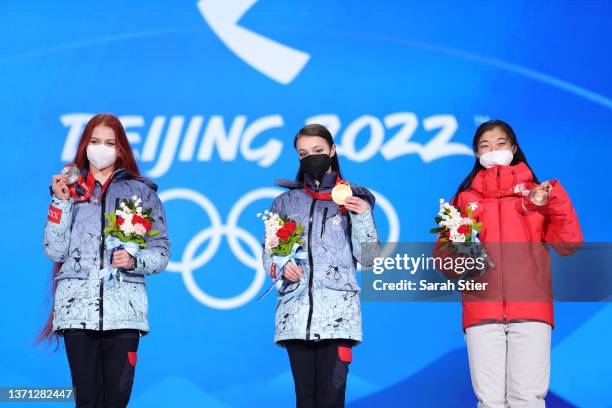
[262, 172, 380, 344]
[43, 168, 170, 333]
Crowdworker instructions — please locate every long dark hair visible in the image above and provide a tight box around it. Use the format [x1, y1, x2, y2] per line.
[452, 119, 539, 204]
[36, 113, 141, 348]
[293, 124, 343, 182]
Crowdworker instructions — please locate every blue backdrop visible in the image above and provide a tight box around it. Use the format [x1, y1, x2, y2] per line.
[1, 1, 611, 407]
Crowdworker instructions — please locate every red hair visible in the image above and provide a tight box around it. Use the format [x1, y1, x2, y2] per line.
[35, 263, 61, 348]
[36, 113, 140, 346]
[74, 113, 141, 176]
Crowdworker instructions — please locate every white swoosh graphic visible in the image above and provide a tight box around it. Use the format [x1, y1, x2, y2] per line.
[197, 0, 310, 85]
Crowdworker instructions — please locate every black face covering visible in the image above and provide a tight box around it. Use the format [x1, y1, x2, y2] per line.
[300, 154, 333, 181]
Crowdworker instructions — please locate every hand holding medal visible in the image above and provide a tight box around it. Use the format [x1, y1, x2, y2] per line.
[51, 163, 80, 200]
[528, 181, 553, 206]
[51, 174, 70, 200]
[331, 181, 352, 205]
[333, 181, 369, 214]
[52, 163, 95, 202]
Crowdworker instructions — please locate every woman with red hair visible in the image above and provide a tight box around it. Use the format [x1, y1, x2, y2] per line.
[41, 113, 170, 407]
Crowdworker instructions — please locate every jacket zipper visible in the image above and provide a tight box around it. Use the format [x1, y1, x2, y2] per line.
[97, 184, 113, 331]
[320, 207, 328, 238]
[305, 198, 317, 340]
[496, 167, 507, 322]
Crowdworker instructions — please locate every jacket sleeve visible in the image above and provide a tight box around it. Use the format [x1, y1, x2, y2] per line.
[350, 201, 381, 268]
[43, 196, 74, 262]
[261, 196, 284, 277]
[130, 189, 170, 275]
[541, 180, 584, 255]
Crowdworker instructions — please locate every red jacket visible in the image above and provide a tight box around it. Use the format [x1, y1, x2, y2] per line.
[452, 162, 583, 330]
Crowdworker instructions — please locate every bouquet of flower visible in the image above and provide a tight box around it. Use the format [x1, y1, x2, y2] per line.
[257, 210, 306, 300]
[431, 199, 493, 276]
[104, 195, 159, 247]
[102, 195, 159, 281]
[431, 199, 481, 244]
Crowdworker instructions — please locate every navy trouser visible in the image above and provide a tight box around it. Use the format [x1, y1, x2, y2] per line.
[284, 339, 354, 408]
[63, 329, 140, 408]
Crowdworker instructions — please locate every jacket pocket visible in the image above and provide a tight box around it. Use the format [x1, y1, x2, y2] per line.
[319, 265, 360, 292]
[277, 277, 302, 297]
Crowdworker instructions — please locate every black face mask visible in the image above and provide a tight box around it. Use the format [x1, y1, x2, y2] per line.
[300, 154, 333, 181]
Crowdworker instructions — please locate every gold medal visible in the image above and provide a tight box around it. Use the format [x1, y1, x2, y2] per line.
[331, 182, 352, 205]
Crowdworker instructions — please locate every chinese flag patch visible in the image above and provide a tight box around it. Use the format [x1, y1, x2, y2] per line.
[48, 205, 62, 224]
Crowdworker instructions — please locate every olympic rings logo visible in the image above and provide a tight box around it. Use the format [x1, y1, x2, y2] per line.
[159, 187, 400, 310]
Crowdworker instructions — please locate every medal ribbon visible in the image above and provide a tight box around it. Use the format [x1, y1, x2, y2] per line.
[303, 175, 349, 213]
[483, 182, 537, 199]
[69, 170, 113, 202]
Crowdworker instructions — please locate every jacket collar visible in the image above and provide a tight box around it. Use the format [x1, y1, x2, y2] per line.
[304, 171, 338, 191]
[471, 162, 534, 195]
[83, 167, 158, 191]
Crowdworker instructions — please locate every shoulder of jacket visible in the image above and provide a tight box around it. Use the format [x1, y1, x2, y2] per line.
[275, 188, 306, 201]
[350, 183, 375, 206]
[113, 179, 160, 203]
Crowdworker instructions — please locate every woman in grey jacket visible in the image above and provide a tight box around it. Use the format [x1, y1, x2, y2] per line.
[262, 124, 380, 408]
[40, 113, 170, 407]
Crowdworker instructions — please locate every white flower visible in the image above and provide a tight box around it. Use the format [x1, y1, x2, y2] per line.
[266, 234, 279, 251]
[261, 210, 286, 251]
[134, 223, 147, 236]
[132, 195, 138, 201]
[450, 231, 466, 243]
[256, 212, 262, 218]
[120, 221, 135, 236]
[468, 202, 478, 211]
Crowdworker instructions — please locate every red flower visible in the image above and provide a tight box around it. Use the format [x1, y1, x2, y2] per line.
[116, 217, 125, 226]
[284, 221, 296, 233]
[142, 218, 152, 231]
[458, 224, 470, 235]
[132, 215, 144, 225]
[276, 228, 291, 241]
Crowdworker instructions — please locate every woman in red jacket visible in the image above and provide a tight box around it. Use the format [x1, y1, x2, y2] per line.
[450, 120, 582, 407]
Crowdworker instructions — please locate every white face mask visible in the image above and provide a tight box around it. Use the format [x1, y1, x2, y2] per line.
[87, 144, 117, 170]
[479, 149, 513, 169]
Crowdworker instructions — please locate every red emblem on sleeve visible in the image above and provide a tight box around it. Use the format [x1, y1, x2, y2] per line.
[48, 205, 62, 224]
